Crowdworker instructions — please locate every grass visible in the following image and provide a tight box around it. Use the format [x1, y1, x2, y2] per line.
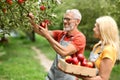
[0, 35, 49, 80]
[110, 63, 120, 80]
[33, 34, 56, 60]
[0, 34, 120, 80]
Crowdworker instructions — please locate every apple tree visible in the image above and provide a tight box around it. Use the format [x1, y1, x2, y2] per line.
[0, 0, 61, 42]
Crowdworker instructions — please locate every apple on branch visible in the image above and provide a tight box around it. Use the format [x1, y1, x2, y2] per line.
[40, 22, 46, 28]
[18, 0, 25, 4]
[40, 5, 46, 11]
[2, 8, 7, 14]
[6, 0, 13, 5]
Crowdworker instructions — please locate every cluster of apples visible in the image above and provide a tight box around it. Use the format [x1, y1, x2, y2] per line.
[65, 53, 94, 68]
[1, 0, 26, 14]
[6, 0, 26, 5]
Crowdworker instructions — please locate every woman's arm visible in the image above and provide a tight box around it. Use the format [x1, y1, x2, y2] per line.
[98, 58, 113, 80]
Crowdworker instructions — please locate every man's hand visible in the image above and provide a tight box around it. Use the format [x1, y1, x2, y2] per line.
[27, 12, 34, 20]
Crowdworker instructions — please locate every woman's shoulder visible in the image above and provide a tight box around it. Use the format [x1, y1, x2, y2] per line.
[104, 45, 115, 52]
[101, 45, 117, 64]
[102, 45, 116, 58]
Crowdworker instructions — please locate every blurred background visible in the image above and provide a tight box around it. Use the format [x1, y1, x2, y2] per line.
[0, 0, 120, 80]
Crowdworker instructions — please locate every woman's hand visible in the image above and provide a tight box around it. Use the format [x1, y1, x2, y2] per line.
[81, 76, 102, 80]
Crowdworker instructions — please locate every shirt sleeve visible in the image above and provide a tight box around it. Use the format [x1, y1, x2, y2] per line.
[52, 30, 63, 41]
[71, 34, 86, 53]
[101, 46, 116, 62]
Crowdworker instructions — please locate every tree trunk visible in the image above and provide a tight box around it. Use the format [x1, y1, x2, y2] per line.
[26, 30, 36, 42]
[0, 36, 8, 43]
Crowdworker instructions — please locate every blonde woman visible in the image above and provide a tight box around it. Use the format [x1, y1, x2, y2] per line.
[81, 16, 120, 80]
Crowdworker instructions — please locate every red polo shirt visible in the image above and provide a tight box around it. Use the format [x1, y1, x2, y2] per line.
[53, 30, 86, 54]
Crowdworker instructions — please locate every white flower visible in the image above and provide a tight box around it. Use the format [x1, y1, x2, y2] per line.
[51, 13, 57, 18]
[38, 0, 41, 5]
[56, 0, 62, 4]
[0, 29, 3, 33]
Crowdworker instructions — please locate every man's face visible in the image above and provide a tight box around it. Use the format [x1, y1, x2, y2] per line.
[63, 12, 77, 31]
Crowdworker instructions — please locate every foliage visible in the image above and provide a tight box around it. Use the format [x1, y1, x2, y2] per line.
[101, 0, 120, 27]
[0, 0, 60, 37]
[0, 0, 120, 39]
[1, 0, 120, 43]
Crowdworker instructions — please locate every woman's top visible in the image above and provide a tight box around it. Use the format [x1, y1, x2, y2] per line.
[92, 43, 117, 69]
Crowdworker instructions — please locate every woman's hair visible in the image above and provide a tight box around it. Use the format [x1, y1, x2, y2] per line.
[65, 9, 82, 20]
[96, 16, 120, 57]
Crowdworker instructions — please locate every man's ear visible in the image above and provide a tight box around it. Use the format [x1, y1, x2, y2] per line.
[76, 19, 80, 25]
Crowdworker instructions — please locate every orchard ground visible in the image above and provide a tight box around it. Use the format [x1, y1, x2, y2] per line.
[32, 46, 53, 72]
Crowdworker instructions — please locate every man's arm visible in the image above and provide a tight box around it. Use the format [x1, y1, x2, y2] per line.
[45, 33, 77, 57]
[28, 13, 77, 57]
[36, 26, 77, 57]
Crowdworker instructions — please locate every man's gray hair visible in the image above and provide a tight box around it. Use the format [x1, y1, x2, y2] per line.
[66, 9, 82, 20]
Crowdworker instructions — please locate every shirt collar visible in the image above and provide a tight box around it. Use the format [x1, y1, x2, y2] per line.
[63, 30, 80, 37]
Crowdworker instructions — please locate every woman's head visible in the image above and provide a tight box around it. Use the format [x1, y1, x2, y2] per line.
[95, 16, 120, 55]
[96, 16, 118, 43]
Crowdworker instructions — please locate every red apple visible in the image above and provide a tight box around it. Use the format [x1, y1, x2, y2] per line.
[40, 5, 46, 11]
[86, 61, 94, 68]
[44, 19, 50, 25]
[40, 22, 46, 28]
[71, 54, 76, 57]
[77, 53, 85, 62]
[2, 8, 7, 14]
[6, 0, 13, 5]
[18, 0, 24, 4]
[65, 56, 73, 64]
[81, 59, 87, 66]
[72, 56, 79, 65]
